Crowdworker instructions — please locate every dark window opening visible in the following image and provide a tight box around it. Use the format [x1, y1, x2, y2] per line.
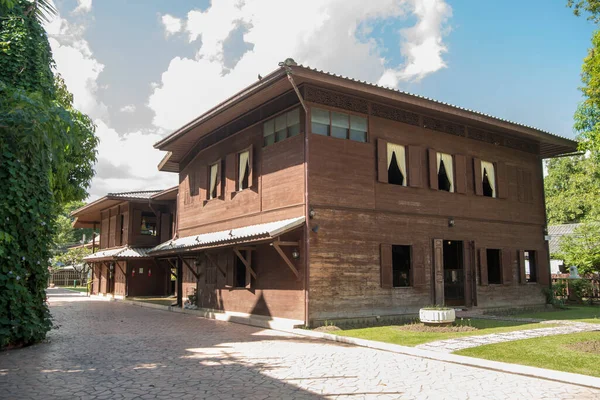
[392, 245, 411, 287]
[482, 168, 494, 197]
[487, 249, 502, 284]
[140, 212, 157, 236]
[388, 152, 405, 186]
[438, 160, 452, 192]
[443, 240, 464, 304]
[235, 256, 247, 288]
[526, 250, 537, 283]
[119, 214, 125, 245]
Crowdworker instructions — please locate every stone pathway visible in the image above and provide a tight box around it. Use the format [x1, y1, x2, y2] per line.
[416, 320, 600, 353]
[1, 288, 599, 399]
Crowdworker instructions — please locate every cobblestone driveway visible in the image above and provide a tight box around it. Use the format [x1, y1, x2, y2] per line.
[0, 289, 599, 400]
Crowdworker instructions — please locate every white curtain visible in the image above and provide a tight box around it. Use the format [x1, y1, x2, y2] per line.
[209, 163, 218, 198]
[481, 160, 496, 197]
[387, 143, 407, 186]
[436, 152, 454, 192]
[238, 151, 249, 190]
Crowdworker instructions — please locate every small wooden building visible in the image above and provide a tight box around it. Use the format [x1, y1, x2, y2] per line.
[150, 62, 576, 327]
[72, 188, 177, 298]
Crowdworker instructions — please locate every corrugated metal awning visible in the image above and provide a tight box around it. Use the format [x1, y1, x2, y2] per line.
[84, 246, 153, 261]
[149, 216, 305, 256]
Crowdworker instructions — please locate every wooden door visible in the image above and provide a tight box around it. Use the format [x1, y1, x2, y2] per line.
[463, 241, 474, 307]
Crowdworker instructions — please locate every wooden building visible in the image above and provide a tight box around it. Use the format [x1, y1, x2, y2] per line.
[72, 188, 177, 298]
[150, 62, 577, 327]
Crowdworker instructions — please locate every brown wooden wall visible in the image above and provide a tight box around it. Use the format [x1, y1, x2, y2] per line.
[180, 231, 305, 321]
[126, 260, 170, 297]
[306, 103, 548, 321]
[177, 111, 306, 238]
[114, 261, 127, 297]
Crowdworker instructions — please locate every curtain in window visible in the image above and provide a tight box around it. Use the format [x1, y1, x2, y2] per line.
[387, 143, 407, 186]
[481, 161, 496, 198]
[209, 163, 218, 198]
[436, 152, 454, 192]
[238, 151, 249, 190]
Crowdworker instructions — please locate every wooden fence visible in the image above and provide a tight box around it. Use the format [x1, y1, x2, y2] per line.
[48, 269, 86, 287]
[551, 274, 600, 299]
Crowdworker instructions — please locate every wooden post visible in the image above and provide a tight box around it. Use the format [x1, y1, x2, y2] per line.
[433, 239, 444, 305]
[176, 257, 183, 307]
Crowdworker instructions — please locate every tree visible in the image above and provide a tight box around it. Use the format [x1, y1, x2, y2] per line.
[53, 247, 92, 283]
[544, 155, 600, 224]
[53, 201, 96, 249]
[0, 0, 98, 348]
[568, 0, 600, 22]
[556, 222, 600, 275]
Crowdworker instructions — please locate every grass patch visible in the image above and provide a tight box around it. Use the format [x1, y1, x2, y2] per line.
[513, 305, 600, 324]
[332, 319, 555, 347]
[58, 286, 88, 293]
[455, 332, 600, 377]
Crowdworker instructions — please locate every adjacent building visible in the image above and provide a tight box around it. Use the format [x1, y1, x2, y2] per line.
[72, 188, 177, 298]
[146, 62, 577, 326]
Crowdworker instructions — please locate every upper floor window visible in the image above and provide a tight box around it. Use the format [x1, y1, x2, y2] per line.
[481, 161, 496, 198]
[311, 107, 367, 142]
[209, 162, 219, 199]
[238, 150, 250, 191]
[437, 152, 454, 192]
[263, 108, 300, 147]
[387, 143, 406, 186]
[140, 212, 157, 236]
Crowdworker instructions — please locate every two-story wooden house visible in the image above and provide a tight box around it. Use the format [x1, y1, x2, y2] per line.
[149, 62, 577, 327]
[72, 188, 177, 298]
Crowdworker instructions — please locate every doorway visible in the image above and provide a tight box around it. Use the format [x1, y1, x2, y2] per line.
[443, 240, 464, 306]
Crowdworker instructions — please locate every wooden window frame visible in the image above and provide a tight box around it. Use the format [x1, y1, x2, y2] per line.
[263, 107, 302, 147]
[235, 146, 253, 192]
[206, 159, 222, 202]
[309, 105, 369, 143]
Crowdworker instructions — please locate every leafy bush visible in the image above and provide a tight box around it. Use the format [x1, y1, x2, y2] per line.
[570, 279, 594, 304]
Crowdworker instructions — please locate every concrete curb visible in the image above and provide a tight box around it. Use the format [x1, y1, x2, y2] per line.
[290, 328, 600, 390]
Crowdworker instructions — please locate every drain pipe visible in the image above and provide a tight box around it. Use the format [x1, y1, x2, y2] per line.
[279, 59, 310, 327]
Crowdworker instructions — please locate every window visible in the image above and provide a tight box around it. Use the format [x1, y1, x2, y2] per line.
[486, 249, 502, 284]
[525, 250, 537, 283]
[237, 150, 250, 191]
[481, 161, 496, 198]
[209, 162, 219, 199]
[263, 108, 300, 147]
[392, 245, 411, 287]
[437, 152, 454, 192]
[235, 256, 247, 288]
[387, 143, 407, 186]
[310, 107, 367, 142]
[140, 212, 156, 236]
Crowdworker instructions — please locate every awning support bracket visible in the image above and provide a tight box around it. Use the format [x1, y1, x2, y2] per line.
[233, 248, 257, 279]
[179, 256, 201, 281]
[205, 253, 226, 277]
[271, 239, 300, 279]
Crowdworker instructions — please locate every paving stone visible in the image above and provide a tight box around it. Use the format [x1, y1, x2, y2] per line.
[0, 287, 598, 399]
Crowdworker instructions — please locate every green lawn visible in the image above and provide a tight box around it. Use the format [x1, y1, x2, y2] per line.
[513, 305, 600, 324]
[333, 320, 555, 347]
[455, 332, 600, 377]
[58, 286, 89, 293]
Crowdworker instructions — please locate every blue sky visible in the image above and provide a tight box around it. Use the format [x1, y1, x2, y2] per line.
[47, 0, 596, 198]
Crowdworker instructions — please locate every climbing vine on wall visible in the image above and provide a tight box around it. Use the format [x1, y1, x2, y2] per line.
[0, 0, 98, 347]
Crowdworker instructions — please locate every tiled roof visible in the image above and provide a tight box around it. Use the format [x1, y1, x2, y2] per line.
[107, 190, 163, 200]
[149, 217, 305, 254]
[295, 64, 571, 141]
[84, 246, 153, 261]
[548, 223, 582, 255]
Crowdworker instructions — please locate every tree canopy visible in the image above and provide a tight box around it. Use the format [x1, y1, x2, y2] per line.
[0, 0, 98, 347]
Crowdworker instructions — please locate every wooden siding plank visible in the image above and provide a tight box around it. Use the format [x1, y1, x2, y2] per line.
[433, 238, 444, 304]
[479, 247, 488, 285]
[226, 152, 236, 195]
[473, 158, 483, 196]
[408, 145, 422, 188]
[496, 161, 509, 199]
[502, 248, 512, 285]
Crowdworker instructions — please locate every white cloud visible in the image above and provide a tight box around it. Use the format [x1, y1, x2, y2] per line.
[161, 14, 183, 36]
[45, 2, 176, 200]
[120, 104, 136, 113]
[150, 0, 452, 131]
[73, 0, 92, 14]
